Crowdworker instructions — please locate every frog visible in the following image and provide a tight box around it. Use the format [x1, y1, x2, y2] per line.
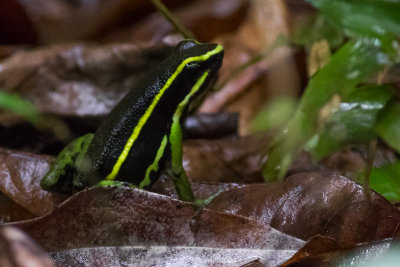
[40, 40, 224, 202]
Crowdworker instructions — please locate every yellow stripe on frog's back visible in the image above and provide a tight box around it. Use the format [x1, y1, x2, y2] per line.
[105, 44, 223, 180]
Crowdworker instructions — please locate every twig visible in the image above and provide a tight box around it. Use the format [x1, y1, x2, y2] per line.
[150, 0, 195, 39]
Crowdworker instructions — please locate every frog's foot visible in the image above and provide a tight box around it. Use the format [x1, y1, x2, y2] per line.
[194, 189, 223, 207]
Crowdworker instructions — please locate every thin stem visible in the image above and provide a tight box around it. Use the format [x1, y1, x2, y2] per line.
[150, 0, 195, 39]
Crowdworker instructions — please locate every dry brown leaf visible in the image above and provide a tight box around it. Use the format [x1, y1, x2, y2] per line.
[0, 43, 172, 117]
[206, 172, 400, 244]
[12, 186, 304, 253]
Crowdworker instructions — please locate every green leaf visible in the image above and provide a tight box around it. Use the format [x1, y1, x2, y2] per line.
[293, 14, 345, 49]
[306, 85, 393, 159]
[0, 92, 40, 124]
[263, 41, 388, 182]
[375, 100, 400, 153]
[307, 0, 400, 38]
[251, 97, 297, 133]
[307, 0, 400, 58]
[370, 161, 400, 201]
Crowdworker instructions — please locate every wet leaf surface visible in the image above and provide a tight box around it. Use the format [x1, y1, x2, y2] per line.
[151, 174, 248, 201]
[11, 187, 304, 254]
[281, 236, 357, 267]
[206, 172, 400, 244]
[50, 246, 292, 267]
[0, 226, 54, 267]
[307, 85, 393, 160]
[282, 236, 398, 267]
[0, 148, 66, 216]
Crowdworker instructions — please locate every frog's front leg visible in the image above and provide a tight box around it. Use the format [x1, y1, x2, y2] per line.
[40, 133, 94, 193]
[169, 120, 195, 202]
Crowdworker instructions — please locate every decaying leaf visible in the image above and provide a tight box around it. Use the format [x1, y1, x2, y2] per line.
[11, 186, 304, 256]
[206, 172, 400, 244]
[0, 43, 172, 117]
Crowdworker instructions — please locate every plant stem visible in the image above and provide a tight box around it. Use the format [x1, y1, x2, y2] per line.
[150, 0, 195, 39]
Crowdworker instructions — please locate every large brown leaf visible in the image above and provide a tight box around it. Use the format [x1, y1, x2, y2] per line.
[11, 186, 304, 254]
[206, 172, 400, 244]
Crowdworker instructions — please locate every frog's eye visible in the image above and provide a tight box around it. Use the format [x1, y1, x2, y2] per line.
[185, 61, 201, 71]
[176, 40, 199, 51]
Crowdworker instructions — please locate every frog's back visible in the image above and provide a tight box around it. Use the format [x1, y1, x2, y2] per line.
[76, 41, 224, 187]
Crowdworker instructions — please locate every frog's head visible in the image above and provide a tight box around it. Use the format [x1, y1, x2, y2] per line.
[176, 40, 224, 78]
[171, 40, 224, 100]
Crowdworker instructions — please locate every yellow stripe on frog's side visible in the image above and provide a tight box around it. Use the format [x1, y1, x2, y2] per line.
[139, 135, 168, 188]
[105, 44, 224, 181]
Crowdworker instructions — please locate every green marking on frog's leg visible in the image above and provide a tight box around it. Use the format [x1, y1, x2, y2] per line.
[169, 119, 194, 202]
[139, 135, 168, 188]
[40, 133, 94, 192]
[169, 71, 210, 202]
[72, 133, 95, 189]
[98, 180, 133, 187]
[105, 45, 223, 181]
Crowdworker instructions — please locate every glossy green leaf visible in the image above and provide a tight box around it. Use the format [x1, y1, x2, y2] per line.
[263, 41, 388, 181]
[375, 100, 400, 153]
[307, 0, 400, 38]
[306, 85, 393, 159]
[307, 0, 400, 58]
[370, 162, 400, 201]
[0, 92, 40, 124]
